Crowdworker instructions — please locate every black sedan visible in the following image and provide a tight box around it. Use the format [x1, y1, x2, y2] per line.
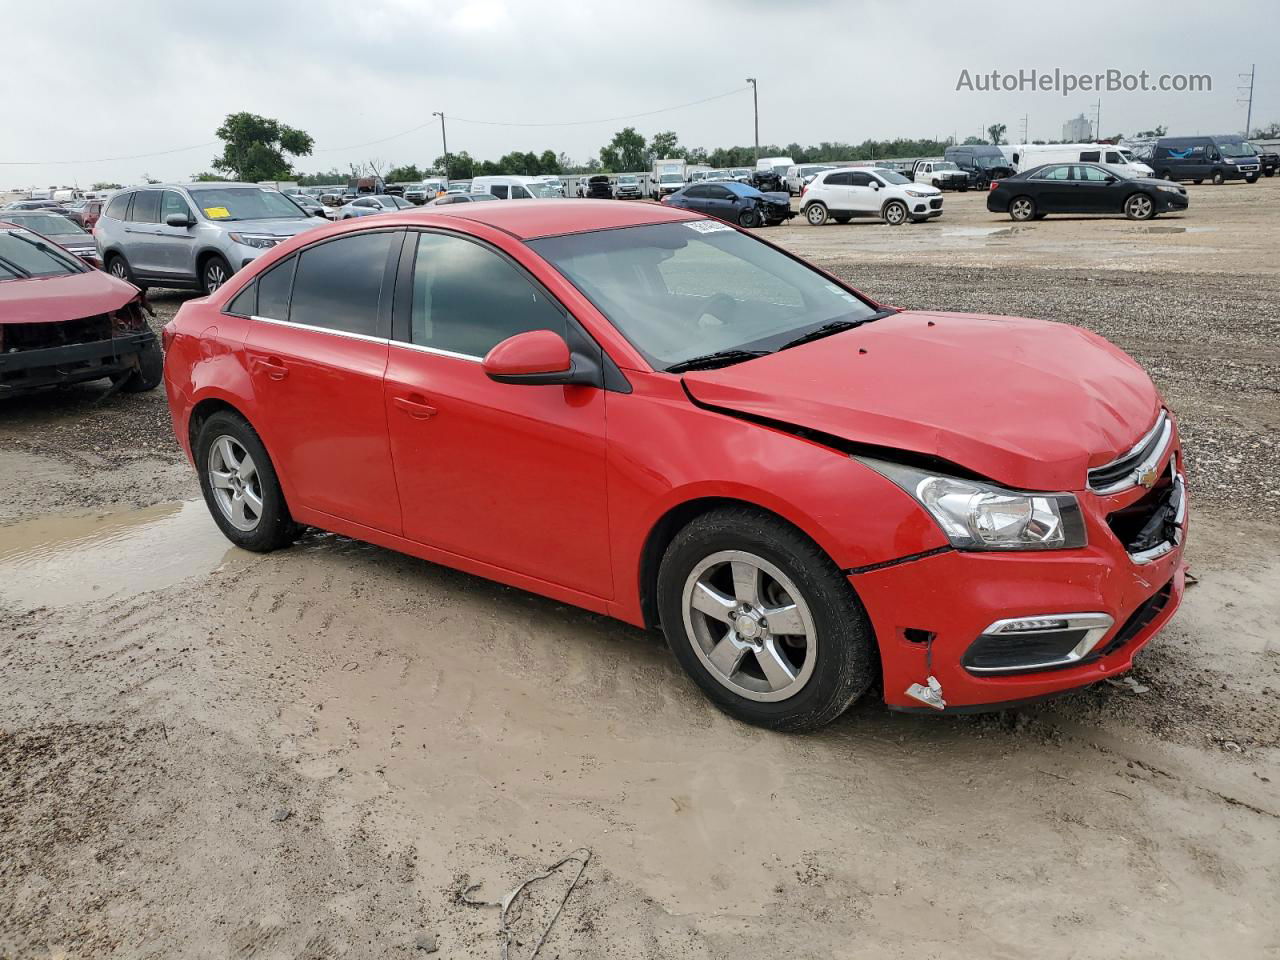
[987, 163, 1189, 221]
[661, 180, 793, 227]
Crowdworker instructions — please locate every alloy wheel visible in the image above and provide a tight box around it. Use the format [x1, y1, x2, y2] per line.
[681, 550, 818, 702]
[1011, 198, 1034, 221]
[208, 435, 263, 532]
[204, 260, 228, 293]
[109, 259, 128, 280]
[884, 202, 906, 225]
[1127, 195, 1154, 220]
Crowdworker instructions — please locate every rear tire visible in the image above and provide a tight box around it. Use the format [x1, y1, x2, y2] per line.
[105, 253, 145, 291]
[1009, 196, 1036, 221]
[195, 410, 301, 552]
[112, 333, 163, 392]
[656, 507, 876, 732]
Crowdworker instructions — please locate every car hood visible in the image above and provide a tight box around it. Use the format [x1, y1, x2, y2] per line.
[219, 217, 322, 236]
[0, 269, 139, 324]
[680, 310, 1161, 491]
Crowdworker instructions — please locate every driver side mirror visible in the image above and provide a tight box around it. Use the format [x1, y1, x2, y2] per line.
[483, 330, 598, 387]
[165, 212, 195, 228]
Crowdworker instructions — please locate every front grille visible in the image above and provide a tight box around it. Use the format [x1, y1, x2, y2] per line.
[0, 313, 112, 352]
[1106, 465, 1177, 552]
[929, 198, 943, 209]
[1088, 410, 1169, 493]
[1096, 580, 1175, 658]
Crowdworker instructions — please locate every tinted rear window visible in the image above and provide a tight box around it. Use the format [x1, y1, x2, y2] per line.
[289, 233, 394, 337]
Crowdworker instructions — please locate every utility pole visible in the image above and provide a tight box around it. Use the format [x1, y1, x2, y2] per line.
[1238, 64, 1256, 136]
[1020, 114, 1029, 144]
[745, 77, 759, 163]
[432, 111, 449, 182]
[1093, 99, 1102, 139]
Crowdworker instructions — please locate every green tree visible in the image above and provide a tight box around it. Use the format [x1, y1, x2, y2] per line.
[539, 150, 560, 174]
[987, 123, 1007, 145]
[190, 172, 229, 182]
[91, 181, 122, 191]
[1251, 121, 1280, 138]
[386, 164, 423, 182]
[600, 127, 647, 172]
[963, 136, 987, 145]
[212, 112, 314, 183]
[436, 151, 475, 179]
[1135, 125, 1167, 137]
[650, 130, 681, 161]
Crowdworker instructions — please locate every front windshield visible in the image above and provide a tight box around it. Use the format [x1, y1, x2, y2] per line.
[529, 221, 880, 370]
[731, 169, 750, 177]
[771, 164, 789, 175]
[973, 155, 1004, 169]
[528, 183, 560, 198]
[386, 196, 413, 208]
[618, 175, 637, 184]
[4, 214, 85, 235]
[877, 170, 911, 185]
[934, 162, 960, 171]
[1220, 141, 1256, 157]
[660, 174, 684, 184]
[187, 187, 309, 222]
[0, 228, 85, 280]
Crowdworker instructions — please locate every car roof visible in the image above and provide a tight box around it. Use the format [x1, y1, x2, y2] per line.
[411, 198, 698, 239]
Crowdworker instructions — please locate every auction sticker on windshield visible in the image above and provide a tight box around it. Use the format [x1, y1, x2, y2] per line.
[686, 221, 734, 234]
[204, 206, 231, 220]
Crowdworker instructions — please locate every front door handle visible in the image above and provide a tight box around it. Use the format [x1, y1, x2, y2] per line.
[251, 356, 289, 380]
[394, 395, 437, 419]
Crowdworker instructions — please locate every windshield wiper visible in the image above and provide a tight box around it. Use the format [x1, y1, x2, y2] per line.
[778, 310, 893, 351]
[666, 348, 772, 373]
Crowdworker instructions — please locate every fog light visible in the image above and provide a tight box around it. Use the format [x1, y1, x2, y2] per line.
[963, 613, 1114, 674]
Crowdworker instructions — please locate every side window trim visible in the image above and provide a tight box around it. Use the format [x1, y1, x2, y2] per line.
[231, 229, 403, 341]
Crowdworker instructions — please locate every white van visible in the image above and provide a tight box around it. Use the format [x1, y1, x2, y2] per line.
[785, 164, 836, 195]
[756, 156, 795, 181]
[1010, 144, 1153, 178]
[469, 175, 560, 199]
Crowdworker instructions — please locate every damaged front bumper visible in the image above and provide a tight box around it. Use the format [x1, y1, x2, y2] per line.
[0, 331, 155, 396]
[855, 422, 1188, 712]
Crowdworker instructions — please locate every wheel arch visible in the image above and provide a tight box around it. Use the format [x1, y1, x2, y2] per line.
[637, 495, 846, 631]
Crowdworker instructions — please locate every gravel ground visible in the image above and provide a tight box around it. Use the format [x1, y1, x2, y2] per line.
[2, 195, 1278, 958]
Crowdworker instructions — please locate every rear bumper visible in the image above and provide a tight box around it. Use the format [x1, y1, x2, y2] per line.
[0, 331, 153, 396]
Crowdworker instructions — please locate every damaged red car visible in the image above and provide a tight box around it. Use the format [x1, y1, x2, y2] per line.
[162, 201, 1186, 730]
[1, 221, 161, 397]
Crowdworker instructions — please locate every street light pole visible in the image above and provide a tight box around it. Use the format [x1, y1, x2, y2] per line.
[745, 77, 758, 163]
[432, 111, 449, 183]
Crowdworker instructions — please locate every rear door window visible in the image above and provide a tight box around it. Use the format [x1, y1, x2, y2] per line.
[289, 233, 396, 337]
[824, 171, 852, 186]
[104, 193, 130, 220]
[1080, 151, 1101, 162]
[131, 191, 162, 223]
[489, 185, 509, 199]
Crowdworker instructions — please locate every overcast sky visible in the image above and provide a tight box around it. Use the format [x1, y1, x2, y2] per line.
[3, 0, 1274, 188]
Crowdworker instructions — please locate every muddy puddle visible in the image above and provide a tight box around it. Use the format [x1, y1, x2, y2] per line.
[0, 499, 241, 610]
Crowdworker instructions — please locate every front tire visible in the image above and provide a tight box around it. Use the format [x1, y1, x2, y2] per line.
[105, 253, 145, 291]
[804, 203, 828, 226]
[1211, 170, 1225, 185]
[112, 333, 163, 392]
[201, 255, 232, 295]
[195, 411, 300, 552]
[737, 207, 760, 228]
[656, 507, 876, 732]
[1009, 196, 1036, 221]
[1245, 175, 1259, 183]
[882, 201, 907, 226]
[1124, 192, 1156, 220]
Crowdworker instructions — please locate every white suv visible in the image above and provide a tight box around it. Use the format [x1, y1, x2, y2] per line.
[801, 168, 943, 226]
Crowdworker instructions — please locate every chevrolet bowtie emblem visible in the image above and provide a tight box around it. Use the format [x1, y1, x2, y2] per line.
[1136, 466, 1159, 489]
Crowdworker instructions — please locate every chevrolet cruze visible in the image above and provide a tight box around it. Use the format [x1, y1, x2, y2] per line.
[162, 200, 1187, 730]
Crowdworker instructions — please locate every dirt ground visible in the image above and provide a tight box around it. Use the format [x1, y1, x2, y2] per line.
[2, 180, 1278, 959]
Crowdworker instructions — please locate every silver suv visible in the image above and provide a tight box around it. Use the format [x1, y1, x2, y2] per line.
[94, 182, 325, 294]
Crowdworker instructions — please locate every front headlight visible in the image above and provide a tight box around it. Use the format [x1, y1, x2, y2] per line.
[905, 189, 932, 197]
[228, 233, 281, 249]
[858, 457, 1087, 551]
[1157, 184, 1181, 193]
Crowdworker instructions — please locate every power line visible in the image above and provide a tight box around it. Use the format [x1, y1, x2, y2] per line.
[0, 141, 218, 166]
[447, 87, 750, 127]
[0, 86, 751, 167]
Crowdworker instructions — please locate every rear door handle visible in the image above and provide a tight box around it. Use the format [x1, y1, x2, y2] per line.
[394, 395, 437, 419]
[251, 356, 289, 380]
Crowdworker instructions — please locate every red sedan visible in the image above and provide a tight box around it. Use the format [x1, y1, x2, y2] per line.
[162, 200, 1186, 730]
